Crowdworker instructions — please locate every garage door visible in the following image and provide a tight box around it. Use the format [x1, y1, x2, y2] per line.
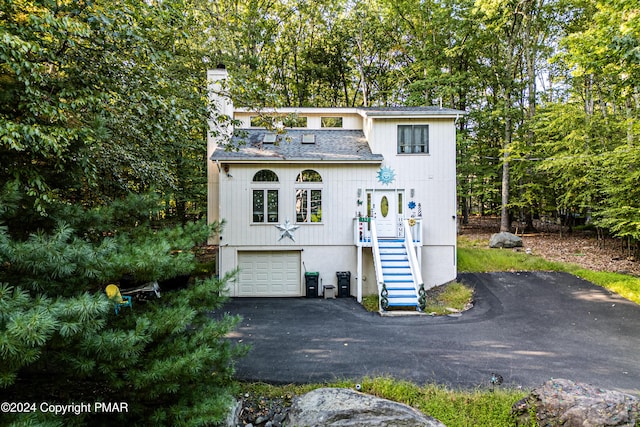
[237, 251, 301, 296]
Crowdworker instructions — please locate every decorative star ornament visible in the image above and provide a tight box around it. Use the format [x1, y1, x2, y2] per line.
[377, 166, 396, 185]
[275, 219, 300, 241]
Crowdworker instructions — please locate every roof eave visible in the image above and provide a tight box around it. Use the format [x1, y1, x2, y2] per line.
[211, 157, 383, 164]
[359, 111, 466, 119]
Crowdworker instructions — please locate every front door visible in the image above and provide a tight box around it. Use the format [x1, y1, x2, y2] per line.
[371, 191, 399, 238]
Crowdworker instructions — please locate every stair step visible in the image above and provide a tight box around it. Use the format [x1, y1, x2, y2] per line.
[379, 242, 404, 246]
[387, 299, 419, 307]
[380, 250, 407, 254]
[385, 284, 415, 290]
[387, 291, 417, 298]
[380, 256, 408, 261]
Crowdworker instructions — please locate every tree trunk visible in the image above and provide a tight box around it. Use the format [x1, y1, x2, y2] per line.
[500, 148, 511, 232]
[500, 90, 512, 233]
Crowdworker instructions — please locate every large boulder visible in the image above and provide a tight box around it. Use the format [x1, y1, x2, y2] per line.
[285, 387, 445, 427]
[513, 379, 639, 427]
[489, 232, 523, 248]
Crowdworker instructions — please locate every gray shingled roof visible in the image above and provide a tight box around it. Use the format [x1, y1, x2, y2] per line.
[212, 129, 384, 162]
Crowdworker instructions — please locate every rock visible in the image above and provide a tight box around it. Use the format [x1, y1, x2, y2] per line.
[513, 379, 639, 427]
[489, 232, 523, 248]
[285, 387, 446, 427]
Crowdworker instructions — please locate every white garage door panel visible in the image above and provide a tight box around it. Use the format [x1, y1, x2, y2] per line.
[238, 251, 301, 296]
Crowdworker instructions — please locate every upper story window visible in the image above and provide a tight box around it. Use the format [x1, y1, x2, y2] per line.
[283, 115, 307, 128]
[295, 170, 322, 223]
[252, 169, 279, 223]
[321, 117, 343, 128]
[249, 115, 307, 128]
[398, 125, 429, 154]
[249, 116, 261, 127]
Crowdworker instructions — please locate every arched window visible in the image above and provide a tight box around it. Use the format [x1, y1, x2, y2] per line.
[252, 170, 279, 223]
[253, 169, 279, 182]
[296, 169, 322, 182]
[295, 170, 322, 223]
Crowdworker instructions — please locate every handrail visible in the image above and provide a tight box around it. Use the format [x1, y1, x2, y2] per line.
[370, 219, 385, 312]
[403, 219, 424, 308]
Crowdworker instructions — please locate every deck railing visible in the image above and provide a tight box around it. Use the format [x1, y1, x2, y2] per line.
[354, 217, 372, 246]
[403, 219, 426, 310]
[354, 217, 422, 246]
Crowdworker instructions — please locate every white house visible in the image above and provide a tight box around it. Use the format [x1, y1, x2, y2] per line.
[207, 68, 463, 311]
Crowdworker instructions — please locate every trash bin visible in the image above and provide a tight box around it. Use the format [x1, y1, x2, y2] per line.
[305, 272, 319, 298]
[336, 271, 351, 297]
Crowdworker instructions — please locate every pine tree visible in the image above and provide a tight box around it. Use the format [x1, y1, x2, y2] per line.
[0, 189, 244, 426]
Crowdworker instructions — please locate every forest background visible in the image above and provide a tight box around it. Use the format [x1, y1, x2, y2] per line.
[1, 0, 639, 425]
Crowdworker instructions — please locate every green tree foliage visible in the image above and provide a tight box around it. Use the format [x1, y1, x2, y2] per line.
[0, 0, 209, 219]
[0, 188, 243, 426]
[533, 0, 640, 237]
[1, 0, 244, 424]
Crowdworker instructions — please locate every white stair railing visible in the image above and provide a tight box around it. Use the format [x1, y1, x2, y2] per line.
[370, 219, 386, 311]
[403, 219, 425, 310]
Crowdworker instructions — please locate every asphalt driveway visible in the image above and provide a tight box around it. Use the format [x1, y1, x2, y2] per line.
[219, 272, 640, 394]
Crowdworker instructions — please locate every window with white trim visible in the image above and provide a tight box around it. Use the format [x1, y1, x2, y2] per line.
[252, 170, 279, 223]
[295, 170, 322, 223]
[398, 125, 429, 154]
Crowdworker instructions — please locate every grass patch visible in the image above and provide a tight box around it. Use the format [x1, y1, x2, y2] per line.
[565, 268, 640, 304]
[457, 236, 640, 305]
[424, 281, 474, 315]
[361, 282, 473, 315]
[237, 378, 531, 427]
[362, 294, 379, 312]
[457, 236, 563, 272]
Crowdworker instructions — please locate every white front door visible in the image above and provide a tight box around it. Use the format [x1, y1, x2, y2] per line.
[372, 191, 398, 238]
